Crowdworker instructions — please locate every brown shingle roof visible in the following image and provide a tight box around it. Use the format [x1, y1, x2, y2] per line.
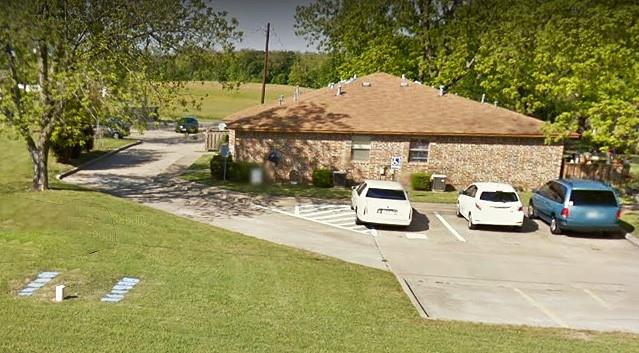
[225, 73, 545, 137]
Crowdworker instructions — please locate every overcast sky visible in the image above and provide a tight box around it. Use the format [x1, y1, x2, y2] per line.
[214, 0, 317, 52]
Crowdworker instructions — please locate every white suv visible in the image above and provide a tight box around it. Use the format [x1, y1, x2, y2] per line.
[457, 182, 525, 231]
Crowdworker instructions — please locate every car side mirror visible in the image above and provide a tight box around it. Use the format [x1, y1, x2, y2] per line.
[458, 190, 463, 195]
[351, 186, 357, 190]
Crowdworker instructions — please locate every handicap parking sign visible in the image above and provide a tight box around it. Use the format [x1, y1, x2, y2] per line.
[390, 156, 402, 170]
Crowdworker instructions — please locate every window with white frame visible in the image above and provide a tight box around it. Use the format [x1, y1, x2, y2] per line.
[409, 139, 429, 162]
[351, 136, 371, 161]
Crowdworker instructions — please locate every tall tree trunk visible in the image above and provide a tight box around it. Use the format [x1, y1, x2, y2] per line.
[29, 145, 49, 191]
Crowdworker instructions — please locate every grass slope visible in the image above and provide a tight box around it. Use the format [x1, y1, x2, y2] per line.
[1, 138, 638, 352]
[161, 82, 312, 121]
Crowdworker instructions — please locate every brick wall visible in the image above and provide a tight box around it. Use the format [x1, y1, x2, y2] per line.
[231, 130, 564, 190]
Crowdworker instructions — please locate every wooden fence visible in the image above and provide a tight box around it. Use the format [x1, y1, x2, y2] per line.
[205, 129, 228, 151]
[561, 161, 629, 185]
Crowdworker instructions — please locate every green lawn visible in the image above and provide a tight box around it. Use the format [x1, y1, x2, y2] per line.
[2, 138, 638, 352]
[621, 211, 638, 234]
[629, 155, 638, 176]
[69, 137, 134, 166]
[0, 137, 132, 193]
[160, 81, 313, 121]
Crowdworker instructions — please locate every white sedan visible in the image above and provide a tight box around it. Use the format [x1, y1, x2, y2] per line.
[457, 182, 525, 231]
[351, 180, 412, 227]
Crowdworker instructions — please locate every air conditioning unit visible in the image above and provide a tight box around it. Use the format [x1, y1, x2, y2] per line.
[431, 174, 447, 192]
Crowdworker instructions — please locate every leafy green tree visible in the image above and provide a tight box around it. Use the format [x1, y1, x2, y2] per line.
[0, 0, 239, 190]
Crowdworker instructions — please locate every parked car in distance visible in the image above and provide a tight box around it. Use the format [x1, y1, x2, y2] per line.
[457, 182, 525, 231]
[99, 117, 130, 139]
[176, 116, 199, 134]
[351, 180, 412, 227]
[528, 179, 621, 235]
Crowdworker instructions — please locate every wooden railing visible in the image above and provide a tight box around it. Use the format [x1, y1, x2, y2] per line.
[205, 129, 228, 151]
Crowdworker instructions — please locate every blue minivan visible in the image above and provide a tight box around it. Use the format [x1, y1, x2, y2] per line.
[528, 179, 621, 235]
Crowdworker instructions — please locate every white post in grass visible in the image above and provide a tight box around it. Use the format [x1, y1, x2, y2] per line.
[55, 285, 65, 302]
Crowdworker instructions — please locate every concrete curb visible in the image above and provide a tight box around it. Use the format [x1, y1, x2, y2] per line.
[626, 233, 639, 247]
[57, 140, 142, 180]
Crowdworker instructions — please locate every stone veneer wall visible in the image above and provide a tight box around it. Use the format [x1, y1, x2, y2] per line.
[231, 130, 564, 190]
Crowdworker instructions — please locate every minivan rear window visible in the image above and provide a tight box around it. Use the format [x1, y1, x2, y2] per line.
[570, 190, 617, 206]
[366, 188, 406, 200]
[479, 191, 518, 202]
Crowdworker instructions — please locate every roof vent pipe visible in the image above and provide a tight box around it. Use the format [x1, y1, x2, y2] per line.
[439, 85, 446, 96]
[481, 93, 486, 104]
[336, 85, 342, 96]
[494, 100, 498, 107]
[278, 95, 284, 105]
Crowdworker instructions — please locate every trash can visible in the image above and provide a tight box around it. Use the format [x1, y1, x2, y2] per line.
[431, 174, 447, 192]
[332, 171, 347, 187]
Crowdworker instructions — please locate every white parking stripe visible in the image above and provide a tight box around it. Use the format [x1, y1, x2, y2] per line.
[433, 212, 466, 242]
[513, 288, 569, 328]
[582, 288, 611, 309]
[334, 221, 357, 227]
[313, 213, 355, 221]
[299, 208, 344, 216]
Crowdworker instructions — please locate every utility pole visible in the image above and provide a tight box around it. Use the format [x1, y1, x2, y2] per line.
[260, 22, 270, 104]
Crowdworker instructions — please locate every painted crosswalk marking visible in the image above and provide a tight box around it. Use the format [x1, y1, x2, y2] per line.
[258, 204, 374, 236]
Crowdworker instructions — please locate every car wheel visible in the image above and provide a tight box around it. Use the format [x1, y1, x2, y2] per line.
[112, 132, 120, 139]
[527, 202, 536, 219]
[355, 208, 362, 225]
[550, 217, 562, 235]
[456, 203, 462, 217]
[468, 213, 476, 230]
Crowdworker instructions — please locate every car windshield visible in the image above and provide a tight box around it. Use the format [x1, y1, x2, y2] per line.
[570, 190, 617, 206]
[366, 188, 406, 200]
[479, 191, 518, 202]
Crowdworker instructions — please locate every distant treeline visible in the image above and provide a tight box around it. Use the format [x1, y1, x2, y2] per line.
[151, 50, 338, 88]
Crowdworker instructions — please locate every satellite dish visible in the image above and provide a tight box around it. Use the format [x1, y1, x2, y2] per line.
[217, 122, 227, 131]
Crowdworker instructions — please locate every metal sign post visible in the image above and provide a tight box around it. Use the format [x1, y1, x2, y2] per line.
[220, 144, 230, 181]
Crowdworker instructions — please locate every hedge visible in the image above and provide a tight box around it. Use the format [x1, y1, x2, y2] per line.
[312, 169, 333, 188]
[230, 161, 260, 183]
[210, 154, 233, 180]
[411, 172, 432, 191]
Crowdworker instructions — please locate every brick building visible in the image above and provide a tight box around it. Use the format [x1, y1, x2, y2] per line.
[224, 73, 564, 190]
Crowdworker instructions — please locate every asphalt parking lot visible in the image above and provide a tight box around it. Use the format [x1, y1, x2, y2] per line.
[272, 202, 639, 333]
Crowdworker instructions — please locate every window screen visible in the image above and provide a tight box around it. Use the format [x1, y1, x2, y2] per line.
[351, 136, 371, 161]
[409, 140, 429, 162]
